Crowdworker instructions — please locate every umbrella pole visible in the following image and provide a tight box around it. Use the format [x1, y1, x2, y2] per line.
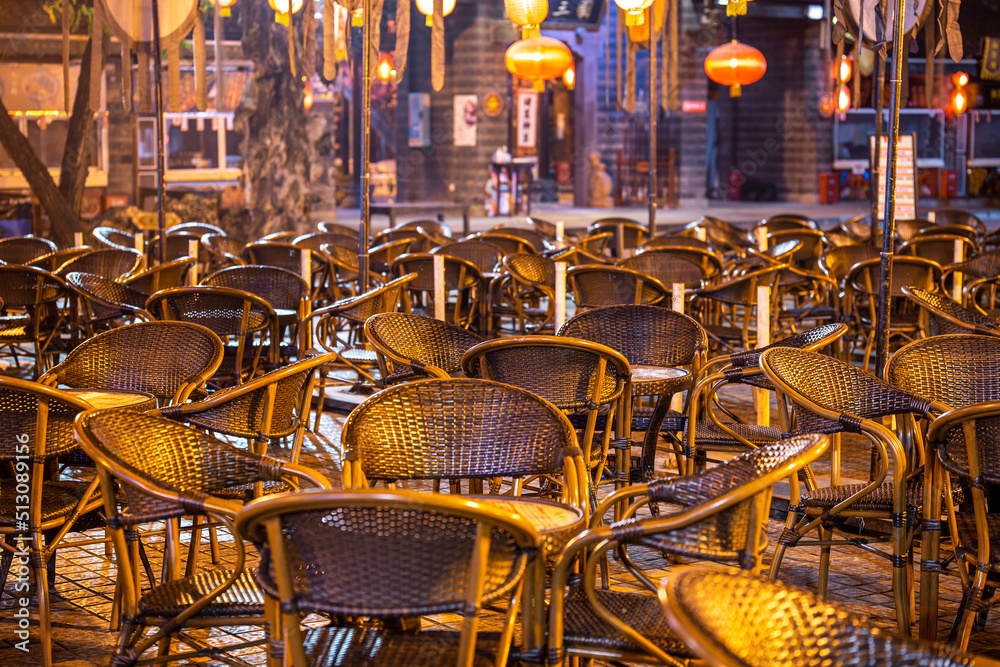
[358, 0, 373, 290]
[873, 0, 908, 375]
[870, 11, 887, 245]
[152, 0, 166, 264]
[648, 11, 657, 239]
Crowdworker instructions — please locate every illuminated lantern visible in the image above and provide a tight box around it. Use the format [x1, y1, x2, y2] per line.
[837, 56, 853, 84]
[505, 0, 549, 38]
[415, 0, 457, 26]
[726, 0, 755, 17]
[562, 62, 576, 90]
[303, 79, 314, 112]
[377, 54, 395, 82]
[211, 0, 239, 16]
[614, 0, 654, 26]
[704, 40, 767, 98]
[268, 0, 303, 14]
[952, 71, 969, 87]
[950, 71, 969, 114]
[836, 84, 851, 113]
[505, 36, 573, 92]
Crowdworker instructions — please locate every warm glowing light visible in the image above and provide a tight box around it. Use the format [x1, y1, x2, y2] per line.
[838, 56, 853, 83]
[951, 88, 968, 114]
[377, 54, 394, 82]
[505, 36, 573, 92]
[562, 63, 575, 89]
[268, 0, 303, 14]
[415, 0, 457, 25]
[952, 71, 969, 87]
[614, 0, 654, 26]
[303, 80, 314, 111]
[704, 40, 767, 98]
[836, 84, 851, 112]
[214, 0, 239, 8]
[505, 0, 549, 27]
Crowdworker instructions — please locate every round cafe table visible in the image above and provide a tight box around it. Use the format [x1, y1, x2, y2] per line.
[66, 389, 157, 412]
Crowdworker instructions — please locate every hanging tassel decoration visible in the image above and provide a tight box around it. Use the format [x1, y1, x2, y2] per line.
[616, 8, 623, 110]
[302, 0, 317, 79]
[194, 7, 207, 111]
[393, 0, 410, 83]
[121, 44, 132, 112]
[138, 45, 151, 113]
[924, 19, 935, 108]
[432, 0, 444, 91]
[62, 0, 70, 112]
[90, 0, 105, 112]
[900, 35, 910, 107]
[943, 0, 963, 62]
[288, 5, 297, 77]
[369, 0, 385, 82]
[666, 0, 679, 110]
[625, 37, 636, 112]
[167, 40, 181, 111]
[726, 0, 747, 16]
[324, 0, 337, 79]
[858, 46, 875, 75]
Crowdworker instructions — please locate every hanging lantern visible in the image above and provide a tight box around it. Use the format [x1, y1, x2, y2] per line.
[562, 62, 576, 90]
[303, 79, 314, 112]
[614, 0, 653, 26]
[726, 0, 754, 16]
[210, 0, 239, 17]
[836, 84, 851, 113]
[704, 40, 767, 98]
[952, 71, 969, 87]
[836, 56, 853, 84]
[415, 0, 456, 26]
[505, 36, 573, 92]
[377, 53, 395, 82]
[268, 0, 303, 14]
[505, 0, 549, 38]
[951, 72, 969, 114]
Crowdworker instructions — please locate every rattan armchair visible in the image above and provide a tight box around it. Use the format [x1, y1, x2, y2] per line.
[28, 247, 91, 273]
[587, 218, 648, 257]
[0, 235, 57, 265]
[567, 265, 670, 309]
[660, 567, 994, 667]
[0, 378, 103, 667]
[885, 334, 1000, 643]
[900, 233, 979, 270]
[317, 221, 358, 236]
[546, 434, 830, 667]
[146, 286, 279, 385]
[491, 252, 557, 334]
[0, 265, 70, 376]
[147, 233, 200, 264]
[40, 321, 223, 406]
[433, 240, 505, 275]
[902, 286, 1000, 337]
[65, 272, 152, 334]
[620, 253, 705, 291]
[690, 264, 786, 353]
[364, 311, 484, 385]
[92, 226, 136, 250]
[72, 408, 330, 667]
[201, 233, 247, 272]
[166, 221, 225, 237]
[462, 336, 631, 486]
[55, 247, 143, 280]
[760, 346, 951, 634]
[235, 489, 537, 667]
[634, 246, 724, 283]
[390, 252, 483, 329]
[465, 231, 538, 256]
[121, 257, 194, 295]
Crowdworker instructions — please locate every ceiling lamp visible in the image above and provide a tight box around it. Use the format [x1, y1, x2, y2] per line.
[614, 0, 654, 26]
[505, 0, 549, 38]
[505, 36, 573, 92]
[415, 0, 457, 26]
[704, 40, 767, 97]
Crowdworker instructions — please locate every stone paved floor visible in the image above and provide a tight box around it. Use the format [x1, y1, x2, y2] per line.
[2, 385, 1000, 665]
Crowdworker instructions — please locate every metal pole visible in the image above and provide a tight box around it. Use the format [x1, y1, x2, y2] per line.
[873, 0, 908, 376]
[358, 0, 373, 290]
[648, 10, 657, 239]
[151, 0, 166, 265]
[214, 3, 224, 112]
[870, 53, 885, 243]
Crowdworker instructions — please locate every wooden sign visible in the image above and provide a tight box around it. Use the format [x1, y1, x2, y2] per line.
[871, 133, 918, 222]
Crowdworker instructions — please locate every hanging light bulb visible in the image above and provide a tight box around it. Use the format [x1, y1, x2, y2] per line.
[562, 62, 576, 90]
[614, 0, 654, 27]
[836, 84, 851, 113]
[415, 0, 457, 26]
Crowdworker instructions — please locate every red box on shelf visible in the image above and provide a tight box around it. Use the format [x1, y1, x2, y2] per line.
[819, 172, 839, 204]
[940, 169, 958, 199]
[727, 171, 742, 200]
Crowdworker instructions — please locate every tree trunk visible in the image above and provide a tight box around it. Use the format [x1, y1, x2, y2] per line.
[235, 2, 319, 239]
[59, 36, 98, 219]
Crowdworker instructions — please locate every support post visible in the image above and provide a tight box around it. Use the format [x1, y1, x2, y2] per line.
[554, 262, 567, 331]
[152, 0, 167, 265]
[187, 239, 199, 285]
[756, 285, 771, 426]
[358, 0, 373, 290]
[648, 8, 657, 239]
[433, 253, 446, 321]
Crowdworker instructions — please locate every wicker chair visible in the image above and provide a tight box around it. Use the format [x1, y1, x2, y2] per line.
[846, 256, 942, 370]
[369, 238, 414, 276]
[677, 323, 848, 475]
[0, 378, 104, 667]
[900, 233, 979, 269]
[65, 272, 151, 333]
[0, 265, 70, 376]
[166, 221, 225, 237]
[489, 224, 548, 253]
[0, 235, 57, 265]
[242, 242, 326, 300]
[634, 246, 724, 283]
[676, 216, 752, 255]
[690, 264, 785, 353]
[931, 209, 986, 237]
[28, 247, 91, 273]
[620, 253, 705, 290]
[293, 231, 361, 254]
[122, 257, 194, 295]
[92, 226, 136, 250]
[364, 311, 484, 385]
[72, 408, 330, 667]
[640, 234, 716, 253]
[40, 321, 223, 406]
[201, 233, 247, 272]
[885, 333, 1000, 642]
[390, 252, 483, 329]
[546, 434, 830, 667]
[901, 286, 1000, 337]
[660, 567, 990, 667]
[146, 286, 279, 385]
[433, 240, 505, 275]
[462, 336, 631, 485]
[317, 221, 358, 236]
[154, 352, 335, 484]
[896, 218, 933, 243]
[235, 489, 537, 667]
[759, 346, 952, 634]
[318, 243, 369, 299]
[567, 265, 670, 309]
[577, 231, 614, 255]
[258, 230, 297, 243]
[148, 234, 200, 263]
[203, 265, 308, 349]
[54, 247, 142, 280]
[492, 253, 557, 334]
[396, 218, 453, 239]
[587, 218, 648, 257]
[465, 231, 538, 256]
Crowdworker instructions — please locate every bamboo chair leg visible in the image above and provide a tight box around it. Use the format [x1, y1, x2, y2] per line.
[817, 525, 832, 599]
[33, 532, 52, 667]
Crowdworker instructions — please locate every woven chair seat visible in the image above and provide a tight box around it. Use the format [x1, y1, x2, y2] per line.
[0, 481, 101, 527]
[799, 477, 962, 517]
[209, 480, 293, 499]
[954, 513, 1000, 574]
[562, 585, 693, 660]
[0, 314, 30, 330]
[0, 323, 29, 338]
[300, 626, 501, 666]
[686, 421, 784, 447]
[340, 348, 378, 363]
[136, 568, 264, 620]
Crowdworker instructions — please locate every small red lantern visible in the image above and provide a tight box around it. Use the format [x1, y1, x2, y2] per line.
[704, 40, 767, 98]
[951, 71, 969, 115]
[303, 79, 314, 112]
[836, 84, 851, 113]
[377, 54, 395, 83]
[562, 62, 576, 90]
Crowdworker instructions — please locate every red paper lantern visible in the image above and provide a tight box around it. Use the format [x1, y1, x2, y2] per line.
[704, 40, 767, 97]
[505, 37, 573, 92]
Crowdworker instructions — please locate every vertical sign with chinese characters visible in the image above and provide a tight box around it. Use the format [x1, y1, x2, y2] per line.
[408, 93, 431, 148]
[872, 133, 918, 221]
[453, 94, 478, 147]
[516, 92, 538, 150]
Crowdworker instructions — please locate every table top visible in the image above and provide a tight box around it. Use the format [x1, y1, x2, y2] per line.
[67, 389, 156, 410]
[469, 495, 584, 534]
[370, 202, 470, 211]
[631, 365, 690, 382]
